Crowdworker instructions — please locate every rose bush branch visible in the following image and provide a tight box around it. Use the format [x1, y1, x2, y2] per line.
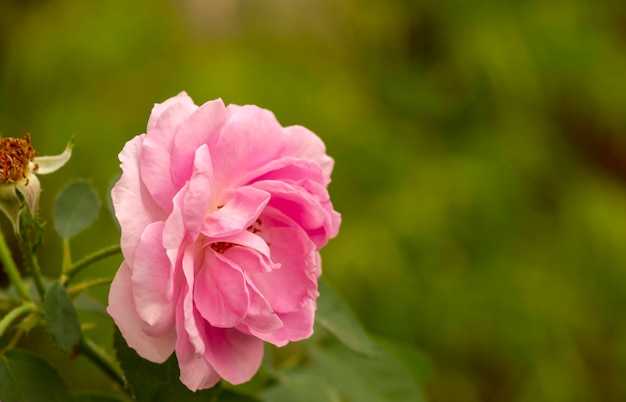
[77, 337, 127, 390]
[64, 244, 121, 284]
[67, 276, 114, 297]
[0, 303, 37, 338]
[0, 229, 30, 301]
[18, 218, 46, 300]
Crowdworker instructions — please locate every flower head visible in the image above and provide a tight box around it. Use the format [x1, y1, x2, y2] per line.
[108, 92, 340, 390]
[0, 134, 72, 230]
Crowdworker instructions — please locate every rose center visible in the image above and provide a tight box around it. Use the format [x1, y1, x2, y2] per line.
[209, 218, 266, 254]
[0, 134, 37, 184]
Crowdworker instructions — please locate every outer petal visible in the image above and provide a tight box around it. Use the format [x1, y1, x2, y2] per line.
[209, 105, 285, 191]
[17, 175, 40, 218]
[33, 141, 72, 175]
[147, 91, 196, 131]
[130, 221, 176, 335]
[107, 262, 176, 363]
[112, 135, 166, 262]
[171, 99, 228, 190]
[282, 125, 334, 179]
[141, 99, 198, 209]
[249, 299, 315, 346]
[202, 325, 264, 385]
[175, 290, 221, 391]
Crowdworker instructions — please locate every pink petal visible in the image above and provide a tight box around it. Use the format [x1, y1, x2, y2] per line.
[209, 105, 285, 191]
[253, 179, 339, 249]
[248, 211, 320, 313]
[175, 295, 221, 391]
[112, 135, 166, 262]
[223, 246, 278, 275]
[171, 99, 227, 190]
[249, 299, 316, 346]
[141, 98, 198, 210]
[207, 230, 271, 260]
[180, 243, 205, 355]
[239, 280, 283, 334]
[202, 186, 270, 238]
[253, 180, 326, 230]
[194, 250, 249, 328]
[107, 262, 176, 363]
[183, 145, 214, 240]
[282, 125, 335, 179]
[243, 157, 328, 187]
[147, 91, 196, 132]
[130, 221, 176, 336]
[202, 325, 264, 385]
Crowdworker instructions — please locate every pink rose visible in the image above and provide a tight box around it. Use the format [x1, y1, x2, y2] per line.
[107, 92, 340, 390]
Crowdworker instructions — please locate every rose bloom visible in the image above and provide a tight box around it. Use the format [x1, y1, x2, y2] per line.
[107, 92, 340, 390]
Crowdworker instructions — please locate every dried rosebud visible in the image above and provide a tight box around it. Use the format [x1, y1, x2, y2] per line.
[0, 134, 72, 231]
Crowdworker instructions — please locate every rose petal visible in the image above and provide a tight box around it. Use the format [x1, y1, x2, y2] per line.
[194, 250, 249, 328]
[141, 100, 198, 210]
[249, 299, 315, 346]
[180, 243, 205, 355]
[202, 325, 264, 385]
[112, 135, 166, 262]
[202, 186, 270, 238]
[171, 99, 227, 190]
[130, 221, 176, 335]
[248, 211, 319, 313]
[209, 105, 285, 191]
[34, 141, 72, 175]
[175, 294, 221, 391]
[183, 144, 214, 240]
[282, 125, 334, 179]
[107, 262, 176, 363]
[147, 91, 196, 132]
[239, 280, 283, 334]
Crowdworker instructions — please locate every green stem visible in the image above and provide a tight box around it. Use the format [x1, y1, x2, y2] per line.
[0, 303, 37, 337]
[18, 211, 46, 300]
[0, 230, 30, 301]
[18, 240, 45, 301]
[67, 276, 114, 297]
[61, 239, 71, 274]
[64, 244, 121, 284]
[77, 337, 126, 390]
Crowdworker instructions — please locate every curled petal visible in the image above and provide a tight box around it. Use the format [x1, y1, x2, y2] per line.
[34, 140, 72, 175]
[202, 186, 270, 238]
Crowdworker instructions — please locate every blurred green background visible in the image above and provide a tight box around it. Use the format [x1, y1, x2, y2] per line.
[2, 0, 626, 401]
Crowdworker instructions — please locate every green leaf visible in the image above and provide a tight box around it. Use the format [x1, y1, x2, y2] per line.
[44, 282, 82, 353]
[262, 370, 341, 402]
[0, 348, 72, 402]
[309, 340, 425, 402]
[315, 278, 380, 357]
[54, 180, 102, 239]
[114, 329, 220, 401]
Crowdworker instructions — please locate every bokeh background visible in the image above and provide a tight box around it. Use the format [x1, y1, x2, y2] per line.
[2, 0, 626, 401]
